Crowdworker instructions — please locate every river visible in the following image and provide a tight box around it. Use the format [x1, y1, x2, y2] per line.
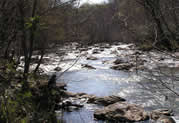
[40, 42, 179, 122]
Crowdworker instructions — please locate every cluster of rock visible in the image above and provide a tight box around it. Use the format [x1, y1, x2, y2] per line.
[94, 102, 149, 122]
[55, 89, 176, 123]
[48, 74, 176, 123]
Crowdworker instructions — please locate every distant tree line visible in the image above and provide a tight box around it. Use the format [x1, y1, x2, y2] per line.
[63, 0, 179, 50]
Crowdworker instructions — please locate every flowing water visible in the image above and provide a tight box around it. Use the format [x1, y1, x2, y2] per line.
[43, 43, 179, 123]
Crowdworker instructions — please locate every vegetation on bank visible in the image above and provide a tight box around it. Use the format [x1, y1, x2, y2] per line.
[0, 59, 63, 123]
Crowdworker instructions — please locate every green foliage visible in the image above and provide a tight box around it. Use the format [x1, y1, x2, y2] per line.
[0, 89, 33, 123]
[21, 117, 28, 123]
[25, 16, 40, 29]
[0, 60, 60, 123]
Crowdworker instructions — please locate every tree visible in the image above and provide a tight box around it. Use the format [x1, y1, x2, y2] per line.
[136, 0, 179, 50]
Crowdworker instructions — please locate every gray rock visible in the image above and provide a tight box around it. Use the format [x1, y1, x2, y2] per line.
[94, 102, 149, 122]
[86, 56, 98, 60]
[157, 115, 176, 123]
[113, 58, 126, 64]
[111, 63, 134, 70]
[79, 48, 88, 52]
[150, 109, 173, 120]
[81, 64, 96, 69]
[91, 95, 126, 106]
[92, 49, 100, 54]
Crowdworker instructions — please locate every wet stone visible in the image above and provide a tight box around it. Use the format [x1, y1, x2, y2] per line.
[94, 102, 149, 122]
[156, 115, 176, 123]
[91, 95, 126, 106]
[150, 109, 174, 120]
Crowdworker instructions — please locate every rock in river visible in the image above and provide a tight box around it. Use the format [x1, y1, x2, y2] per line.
[157, 115, 176, 123]
[56, 82, 67, 90]
[94, 102, 149, 122]
[54, 67, 62, 71]
[150, 109, 175, 123]
[111, 63, 134, 71]
[81, 64, 96, 69]
[89, 95, 126, 106]
[113, 58, 127, 64]
[86, 55, 98, 60]
[92, 49, 100, 54]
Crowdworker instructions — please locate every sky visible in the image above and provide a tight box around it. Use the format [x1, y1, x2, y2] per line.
[80, 0, 108, 5]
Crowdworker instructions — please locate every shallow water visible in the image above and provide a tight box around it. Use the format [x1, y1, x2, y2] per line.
[50, 43, 179, 122]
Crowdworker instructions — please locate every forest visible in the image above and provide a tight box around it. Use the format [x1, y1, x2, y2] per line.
[0, 0, 179, 122]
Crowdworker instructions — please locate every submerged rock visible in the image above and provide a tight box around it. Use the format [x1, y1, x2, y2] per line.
[94, 102, 149, 122]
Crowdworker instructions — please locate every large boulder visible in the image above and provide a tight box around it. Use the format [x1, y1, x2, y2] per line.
[94, 102, 149, 122]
